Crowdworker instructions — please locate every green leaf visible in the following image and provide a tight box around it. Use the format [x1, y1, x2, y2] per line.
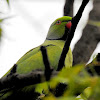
[35, 82, 49, 94]
[88, 77, 100, 100]
[0, 19, 3, 23]
[88, 20, 100, 27]
[0, 27, 2, 40]
[6, 0, 9, 6]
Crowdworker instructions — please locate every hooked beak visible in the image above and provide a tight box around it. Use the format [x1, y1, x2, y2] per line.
[66, 21, 72, 29]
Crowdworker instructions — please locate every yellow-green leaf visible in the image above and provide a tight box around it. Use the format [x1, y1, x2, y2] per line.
[6, 0, 9, 5]
[0, 27, 2, 40]
[88, 20, 100, 27]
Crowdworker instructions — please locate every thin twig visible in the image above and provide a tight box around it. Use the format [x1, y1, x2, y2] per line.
[40, 46, 53, 81]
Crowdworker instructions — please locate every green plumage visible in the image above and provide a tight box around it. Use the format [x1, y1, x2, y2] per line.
[16, 40, 72, 74]
[0, 16, 73, 99]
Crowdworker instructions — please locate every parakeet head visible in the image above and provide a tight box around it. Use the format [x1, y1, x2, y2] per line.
[46, 16, 72, 40]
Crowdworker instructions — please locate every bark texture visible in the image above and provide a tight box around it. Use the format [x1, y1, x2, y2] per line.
[73, 0, 100, 65]
[64, 0, 74, 16]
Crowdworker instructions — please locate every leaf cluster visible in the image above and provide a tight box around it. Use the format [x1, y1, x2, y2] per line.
[38, 55, 100, 100]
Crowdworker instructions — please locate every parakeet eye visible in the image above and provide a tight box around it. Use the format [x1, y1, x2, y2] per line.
[56, 20, 61, 25]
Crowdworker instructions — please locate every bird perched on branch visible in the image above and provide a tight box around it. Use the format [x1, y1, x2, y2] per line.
[0, 16, 73, 100]
[5, 16, 73, 74]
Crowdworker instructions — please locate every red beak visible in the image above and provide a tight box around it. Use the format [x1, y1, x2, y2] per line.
[66, 22, 72, 29]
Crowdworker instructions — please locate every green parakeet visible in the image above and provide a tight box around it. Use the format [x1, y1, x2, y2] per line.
[0, 16, 73, 100]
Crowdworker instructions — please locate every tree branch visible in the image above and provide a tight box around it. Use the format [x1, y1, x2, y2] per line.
[73, 0, 100, 65]
[64, 0, 74, 16]
[40, 46, 53, 81]
[57, 0, 90, 71]
[0, 68, 58, 92]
